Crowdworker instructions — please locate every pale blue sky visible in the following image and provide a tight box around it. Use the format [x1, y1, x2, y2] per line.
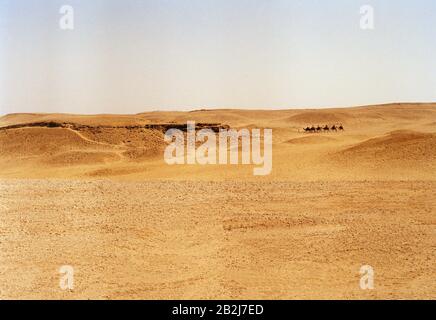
[0, 0, 435, 114]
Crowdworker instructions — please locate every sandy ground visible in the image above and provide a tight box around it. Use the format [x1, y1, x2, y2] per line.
[0, 103, 435, 299]
[0, 180, 434, 300]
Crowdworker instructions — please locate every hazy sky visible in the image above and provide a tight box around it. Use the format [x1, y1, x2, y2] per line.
[0, 0, 435, 114]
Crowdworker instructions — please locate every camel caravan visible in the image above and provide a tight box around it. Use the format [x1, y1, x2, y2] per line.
[302, 124, 344, 133]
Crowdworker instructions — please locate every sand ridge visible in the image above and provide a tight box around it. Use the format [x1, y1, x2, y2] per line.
[0, 103, 435, 180]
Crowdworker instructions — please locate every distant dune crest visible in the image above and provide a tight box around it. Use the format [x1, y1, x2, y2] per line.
[0, 103, 435, 180]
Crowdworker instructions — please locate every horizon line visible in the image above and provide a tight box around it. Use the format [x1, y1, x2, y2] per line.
[1, 101, 436, 117]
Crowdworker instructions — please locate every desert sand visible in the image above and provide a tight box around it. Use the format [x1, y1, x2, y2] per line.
[0, 103, 435, 299]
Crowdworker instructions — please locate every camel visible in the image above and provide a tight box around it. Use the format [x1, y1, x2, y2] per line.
[303, 124, 343, 133]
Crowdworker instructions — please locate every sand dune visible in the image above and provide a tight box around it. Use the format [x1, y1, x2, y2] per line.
[285, 136, 337, 145]
[340, 130, 436, 161]
[1, 103, 435, 180]
[0, 103, 435, 299]
[0, 124, 165, 168]
[287, 111, 352, 125]
[0, 113, 151, 127]
[0, 127, 105, 158]
[48, 150, 121, 166]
